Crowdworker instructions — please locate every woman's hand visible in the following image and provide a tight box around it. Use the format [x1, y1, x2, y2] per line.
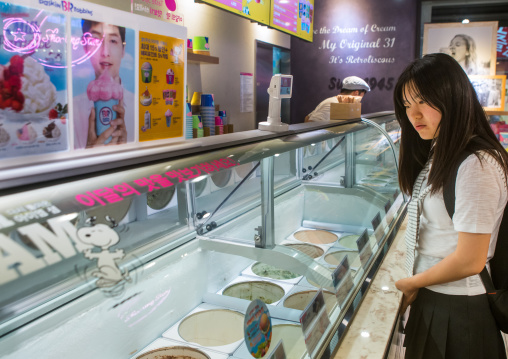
[86, 100, 127, 147]
[395, 277, 419, 314]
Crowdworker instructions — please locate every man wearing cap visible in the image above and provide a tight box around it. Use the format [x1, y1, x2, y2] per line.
[305, 76, 370, 122]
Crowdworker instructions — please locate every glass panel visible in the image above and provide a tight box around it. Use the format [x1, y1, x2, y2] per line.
[0, 152, 238, 330]
[194, 159, 262, 243]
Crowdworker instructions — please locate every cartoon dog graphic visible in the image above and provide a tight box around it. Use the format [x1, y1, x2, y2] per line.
[77, 216, 131, 289]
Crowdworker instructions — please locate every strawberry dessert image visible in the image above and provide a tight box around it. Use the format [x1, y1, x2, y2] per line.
[16, 122, 37, 143]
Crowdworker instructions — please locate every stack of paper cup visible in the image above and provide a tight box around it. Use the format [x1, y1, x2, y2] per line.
[200, 94, 215, 135]
[185, 102, 193, 139]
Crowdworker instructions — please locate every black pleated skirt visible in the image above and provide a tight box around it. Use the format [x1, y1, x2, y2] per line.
[403, 288, 507, 359]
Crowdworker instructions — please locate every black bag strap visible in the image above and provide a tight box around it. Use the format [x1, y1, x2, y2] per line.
[443, 151, 472, 220]
[442, 150, 505, 292]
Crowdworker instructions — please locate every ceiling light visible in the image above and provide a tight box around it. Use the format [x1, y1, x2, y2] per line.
[462, 19, 470, 24]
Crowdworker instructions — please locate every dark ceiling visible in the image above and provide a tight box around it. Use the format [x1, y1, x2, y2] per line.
[431, 3, 508, 26]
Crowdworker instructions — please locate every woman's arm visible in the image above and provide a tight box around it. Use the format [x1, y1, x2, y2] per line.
[395, 231, 490, 313]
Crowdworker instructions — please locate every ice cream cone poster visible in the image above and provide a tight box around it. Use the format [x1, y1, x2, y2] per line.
[71, 18, 136, 149]
[0, 2, 69, 159]
[139, 31, 184, 141]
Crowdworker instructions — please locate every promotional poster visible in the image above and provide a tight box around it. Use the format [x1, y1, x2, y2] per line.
[0, 2, 69, 158]
[139, 31, 184, 141]
[71, 17, 136, 149]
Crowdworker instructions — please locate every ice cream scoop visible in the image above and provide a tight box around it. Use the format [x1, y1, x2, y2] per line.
[87, 71, 123, 102]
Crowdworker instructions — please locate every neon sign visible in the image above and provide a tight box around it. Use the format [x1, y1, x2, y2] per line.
[2, 16, 103, 69]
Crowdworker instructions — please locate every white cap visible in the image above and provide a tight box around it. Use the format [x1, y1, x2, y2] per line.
[343, 76, 370, 92]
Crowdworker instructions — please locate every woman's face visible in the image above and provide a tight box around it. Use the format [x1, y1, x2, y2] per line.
[402, 84, 442, 140]
[449, 36, 469, 63]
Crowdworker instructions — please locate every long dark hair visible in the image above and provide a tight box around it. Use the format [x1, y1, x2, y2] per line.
[394, 53, 508, 195]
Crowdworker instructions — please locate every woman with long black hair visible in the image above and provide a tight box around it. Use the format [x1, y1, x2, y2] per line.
[393, 53, 508, 359]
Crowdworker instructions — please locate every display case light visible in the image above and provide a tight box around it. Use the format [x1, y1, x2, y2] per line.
[462, 19, 470, 24]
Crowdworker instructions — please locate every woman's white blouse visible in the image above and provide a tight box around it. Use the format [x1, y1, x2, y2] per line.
[414, 152, 508, 295]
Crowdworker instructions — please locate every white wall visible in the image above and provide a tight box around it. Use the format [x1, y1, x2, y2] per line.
[180, 2, 291, 132]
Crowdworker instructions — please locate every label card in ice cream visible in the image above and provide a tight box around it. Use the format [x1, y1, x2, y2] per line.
[300, 289, 331, 358]
[266, 340, 286, 359]
[356, 228, 373, 269]
[332, 256, 354, 307]
[371, 212, 384, 243]
[244, 299, 272, 358]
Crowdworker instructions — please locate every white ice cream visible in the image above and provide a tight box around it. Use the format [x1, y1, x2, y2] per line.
[21, 57, 57, 114]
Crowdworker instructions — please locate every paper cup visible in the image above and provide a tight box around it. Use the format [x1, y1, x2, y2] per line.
[141, 67, 152, 83]
[166, 73, 175, 85]
[95, 99, 118, 144]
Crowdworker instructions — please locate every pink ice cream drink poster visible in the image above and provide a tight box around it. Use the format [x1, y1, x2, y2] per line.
[87, 71, 123, 144]
[0, 3, 69, 159]
[71, 18, 135, 149]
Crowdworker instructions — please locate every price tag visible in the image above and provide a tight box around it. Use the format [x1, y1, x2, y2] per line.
[244, 299, 272, 358]
[332, 256, 354, 307]
[356, 228, 373, 268]
[371, 212, 384, 243]
[266, 340, 286, 359]
[393, 189, 400, 200]
[300, 289, 331, 358]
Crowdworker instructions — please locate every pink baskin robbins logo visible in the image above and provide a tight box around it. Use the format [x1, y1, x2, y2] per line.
[165, 0, 177, 12]
[3, 15, 103, 69]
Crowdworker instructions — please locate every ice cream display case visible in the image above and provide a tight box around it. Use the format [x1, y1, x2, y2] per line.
[0, 113, 406, 359]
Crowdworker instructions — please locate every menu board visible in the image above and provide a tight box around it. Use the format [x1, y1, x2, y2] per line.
[199, 0, 270, 25]
[138, 32, 184, 141]
[270, 0, 313, 42]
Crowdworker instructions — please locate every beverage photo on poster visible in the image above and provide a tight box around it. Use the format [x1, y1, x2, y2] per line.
[0, 2, 69, 159]
[138, 31, 184, 141]
[71, 18, 135, 149]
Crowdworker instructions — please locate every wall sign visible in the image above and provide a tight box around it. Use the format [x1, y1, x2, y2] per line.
[290, 0, 418, 122]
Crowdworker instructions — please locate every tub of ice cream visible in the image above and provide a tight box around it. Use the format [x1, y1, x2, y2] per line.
[251, 262, 300, 281]
[222, 281, 285, 304]
[234, 163, 256, 180]
[324, 250, 360, 268]
[136, 346, 211, 359]
[178, 309, 244, 347]
[293, 230, 338, 245]
[284, 243, 324, 258]
[283, 290, 337, 314]
[266, 324, 307, 358]
[211, 169, 232, 188]
[338, 234, 361, 250]
[147, 187, 175, 210]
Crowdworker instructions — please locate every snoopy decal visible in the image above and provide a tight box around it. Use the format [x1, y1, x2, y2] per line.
[77, 216, 131, 293]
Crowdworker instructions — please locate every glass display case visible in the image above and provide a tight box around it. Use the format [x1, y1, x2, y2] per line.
[0, 113, 406, 359]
